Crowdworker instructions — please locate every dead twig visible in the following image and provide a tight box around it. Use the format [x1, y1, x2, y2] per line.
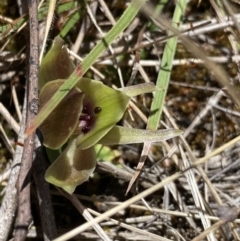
[14, 0, 39, 240]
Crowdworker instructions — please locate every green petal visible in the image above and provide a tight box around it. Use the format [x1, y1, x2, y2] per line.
[39, 36, 75, 90]
[98, 126, 182, 145]
[75, 78, 130, 149]
[39, 79, 84, 149]
[45, 137, 96, 194]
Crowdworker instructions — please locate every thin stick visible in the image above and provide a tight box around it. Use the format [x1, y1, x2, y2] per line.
[14, 0, 39, 239]
[0, 102, 20, 134]
[11, 85, 22, 123]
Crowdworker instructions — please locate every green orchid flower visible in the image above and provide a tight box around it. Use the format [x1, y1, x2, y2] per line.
[39, 36, 182, 194]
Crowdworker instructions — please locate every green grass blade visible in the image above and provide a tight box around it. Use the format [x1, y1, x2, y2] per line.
[27, 0, 146, 135]
[39, 0, 57, 62]
[147, 0, 187, 130]
[57, 1, 75, 13]
[126, 0, 187, 194]
[60, 10, 82, 38]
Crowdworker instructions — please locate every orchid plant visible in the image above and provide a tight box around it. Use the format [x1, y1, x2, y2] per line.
[39, 36, 182, 194]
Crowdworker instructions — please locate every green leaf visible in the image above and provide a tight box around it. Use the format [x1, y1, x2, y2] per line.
[39, 80, 84, 149]
[45, 137, 96, 194]
[74, 78, 130, 150]
[98, 126, 182, 145]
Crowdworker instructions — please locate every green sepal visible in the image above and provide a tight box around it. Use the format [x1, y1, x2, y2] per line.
[39, 79, 84, 149]
[45, 137, 96, 194]
[39, 36, 75, 90]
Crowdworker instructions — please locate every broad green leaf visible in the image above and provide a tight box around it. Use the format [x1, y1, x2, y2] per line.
[98, 126, 182, 145]
[39, 36, 75, 89]
[74, 78, 130, 150]
[39, 80, 84, 149]
[45, 137, 96, 194]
